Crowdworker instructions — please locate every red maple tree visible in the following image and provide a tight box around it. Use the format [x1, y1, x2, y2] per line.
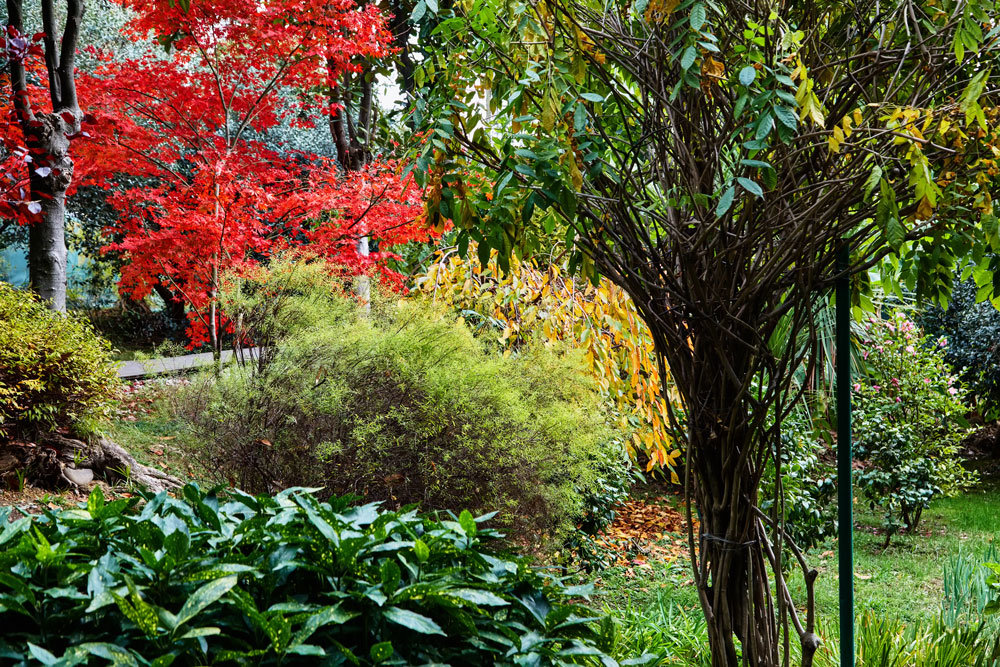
[76, 0, 431, 349]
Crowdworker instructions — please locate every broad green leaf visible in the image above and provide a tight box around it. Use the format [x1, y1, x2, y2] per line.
[715, 186, 736, 217]
[690, 3, 707, 30]
[370, 642, 394, 663]
[737, 177, 763, 197]
[174, 575, 238, 629]
[383, 607, 446, 635]
[738, 66, 756, 87]
[451, 588, 509, 606]
[413, 539, 430, 563]
[410, 0, 427, 23]
[772, 105, 797, 130]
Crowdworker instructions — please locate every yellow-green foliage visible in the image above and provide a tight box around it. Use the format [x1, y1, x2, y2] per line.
[0, 283, 119, 437]
[183, 262, 624, 544]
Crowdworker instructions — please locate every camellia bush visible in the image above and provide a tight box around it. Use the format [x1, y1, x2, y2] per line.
[853, 311, 976, 546]
[0, 485, 618, 665]
[0, 282, 119, 438]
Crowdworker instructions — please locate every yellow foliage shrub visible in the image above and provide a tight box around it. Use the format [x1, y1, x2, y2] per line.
[416, 249, 682, 476]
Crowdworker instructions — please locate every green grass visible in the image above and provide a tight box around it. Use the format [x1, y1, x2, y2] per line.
[592, 481, 1000, 634]
[792, 486, 1000, 624]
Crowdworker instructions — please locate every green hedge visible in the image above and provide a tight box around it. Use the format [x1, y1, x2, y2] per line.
[0, 485, 618, 666]
[0, 282, 119, 437]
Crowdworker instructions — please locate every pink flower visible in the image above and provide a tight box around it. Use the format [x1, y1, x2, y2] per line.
[905, 345, 915, 354]
[872, 385, 881, 392]
[939, 338, 947, 347]
[895, 396, 901, 403]
[876, 345, 884, 353]
[863, 350, 869, 359]
[891, 377, 900, 387]
[948, 387, 958, 395]
[853, 383, 861, 391]
[924, 378, 931, 384]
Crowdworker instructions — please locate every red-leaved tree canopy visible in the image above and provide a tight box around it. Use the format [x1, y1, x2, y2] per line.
[76, 0, 432, 348]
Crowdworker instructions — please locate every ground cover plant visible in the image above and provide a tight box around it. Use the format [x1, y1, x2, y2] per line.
[0, 484, 622, 665]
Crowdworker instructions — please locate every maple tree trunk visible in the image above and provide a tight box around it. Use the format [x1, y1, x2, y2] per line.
[28, 163, 69, 311]
[6, 0, 85, 312]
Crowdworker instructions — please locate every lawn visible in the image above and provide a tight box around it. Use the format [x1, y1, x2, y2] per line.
[589, 476, 1000, 664]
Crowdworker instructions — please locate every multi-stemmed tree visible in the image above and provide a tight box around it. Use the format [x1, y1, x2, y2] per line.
[412, 0, 1000, 664]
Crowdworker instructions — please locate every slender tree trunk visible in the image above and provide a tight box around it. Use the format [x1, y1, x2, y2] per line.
[27, 154, 70, 311]
[6, 0, 85, 312]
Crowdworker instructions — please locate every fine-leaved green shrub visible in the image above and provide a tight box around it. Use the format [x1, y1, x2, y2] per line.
[0, 484, 614, 666]
[0, 282, 119, 437]
[180, 260, 625, 546]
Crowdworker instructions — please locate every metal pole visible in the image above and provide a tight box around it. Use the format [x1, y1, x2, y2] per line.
[836, 244, 855, 666]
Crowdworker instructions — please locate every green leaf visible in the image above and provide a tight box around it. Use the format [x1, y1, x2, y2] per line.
[174, 575, 237, 629]
[754, 115, 774, 141]
[370, 642, 394, 663]
[383, 607, 446, 635]
[413, 538, 430, 563]
[690, 3, 706, 31]
[864, 166, 883, 200]
[679, 46, 697, 71]
[737, 177, 763, 198]
[178, 627, 221, 640]
[580, 92, 605, 103]
[28, 644, 58, 665]
[450, 588, 509, 606]
[738, 66, 756, 87]
[410, 0, 427, 23]
[458, 509, 477, 535]
[772, 105, 797, 130]
[715, 186, 736, 217]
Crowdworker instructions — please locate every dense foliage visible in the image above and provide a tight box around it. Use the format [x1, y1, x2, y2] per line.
[409, 0, 1000, 660]
[72, 0, 431, 347]
[179, 260, 627, 547]
[759, 411, 836, 554]
[0, 282, 118, 437]
[0, 484, 618, 666]
[921, 279, 1000, 418]
[417, 249, 682, 473]
[853, 312, 975, 544]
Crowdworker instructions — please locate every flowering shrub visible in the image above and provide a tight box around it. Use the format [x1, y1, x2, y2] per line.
[853, 311, 975, 545]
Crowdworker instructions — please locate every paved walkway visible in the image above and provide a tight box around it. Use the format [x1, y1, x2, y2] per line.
[117, 347, 261, 379]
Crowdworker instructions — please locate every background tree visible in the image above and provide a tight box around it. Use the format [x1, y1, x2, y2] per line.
[78, 0, 429, 350]
[2, 0, 85, 311]
[411, 0, 1000, 664]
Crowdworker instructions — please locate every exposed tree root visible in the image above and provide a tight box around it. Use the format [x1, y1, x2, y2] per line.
[0, 433, 181, 494]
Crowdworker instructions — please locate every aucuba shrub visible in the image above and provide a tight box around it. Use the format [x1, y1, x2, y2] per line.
[0, 484, 620, 666]
[0, 282, 119, 438]
[179, 260, 629, 549]
[853, 311, 976, 545]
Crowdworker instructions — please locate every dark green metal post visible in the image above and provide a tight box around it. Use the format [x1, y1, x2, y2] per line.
[836, 244, 855, 666]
